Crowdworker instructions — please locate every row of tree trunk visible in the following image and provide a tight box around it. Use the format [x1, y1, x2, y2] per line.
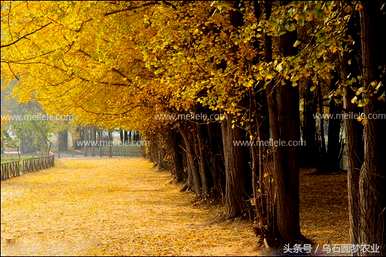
[144, 0, 385, 254]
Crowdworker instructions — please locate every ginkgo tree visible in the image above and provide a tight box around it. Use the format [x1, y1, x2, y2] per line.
[2, 1, 156, 128]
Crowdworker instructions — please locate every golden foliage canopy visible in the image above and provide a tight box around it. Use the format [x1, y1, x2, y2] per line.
[1, 1, 354, 134]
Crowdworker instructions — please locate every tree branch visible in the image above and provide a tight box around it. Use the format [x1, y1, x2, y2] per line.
[103, 2, 157, 16]
[1, 22, 52, 48]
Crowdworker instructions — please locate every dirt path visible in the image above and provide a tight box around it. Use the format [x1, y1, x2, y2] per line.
[1, 158, 258, 256]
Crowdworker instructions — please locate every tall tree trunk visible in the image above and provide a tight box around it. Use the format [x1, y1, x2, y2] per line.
[168, 130, 184, 182]
[196, 124, 209, 196]
[120, 129, 124, 143]
[267, 80, 302, 242]
[326, 97, 342, 171]
[254, 0, 280, 246]
[358, 2, 386, 254]
[206, 122, 224, 198]
[344, 87, 363, 246]
[108, 130, 112, 157]
[302, 80, 318, 167]
[179, 125, 201, 194]
[325, 72, 342, 171]
[127, 131, 131, 144]
[342, 9, 363, 246]
[58, 130, 68, 152]
[266, 19, 303, 242]
[221, 116, 249, 218]
[317, 83, 326, 159]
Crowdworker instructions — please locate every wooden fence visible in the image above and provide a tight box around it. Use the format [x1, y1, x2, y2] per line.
[1, 155, 55, 181]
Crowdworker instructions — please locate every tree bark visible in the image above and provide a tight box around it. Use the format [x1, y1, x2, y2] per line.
[221, 116, 249, 218]
[344, 86, 363, 247]
[302, 80, 318, 167]
[317, 83, 326, 158]
[179, 125, 201, 194]
[168, 130, 184, 182]
[342, 9, 363, 247]
[120, 129, 124, 143]
[266, 21, 303, 242]
[326, 96, 342, 171]
[324, 72, 343, 171]
[358, 2, 386, 254]
[267, 79, 302, 242]
[196, 124, 209, 196]
[206, 122, 224, 198]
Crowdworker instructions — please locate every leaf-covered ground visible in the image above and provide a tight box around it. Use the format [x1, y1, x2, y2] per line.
[300, 169, 349, 245]
[1, 158, 349, 256]
[1, 158, 259, 256]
